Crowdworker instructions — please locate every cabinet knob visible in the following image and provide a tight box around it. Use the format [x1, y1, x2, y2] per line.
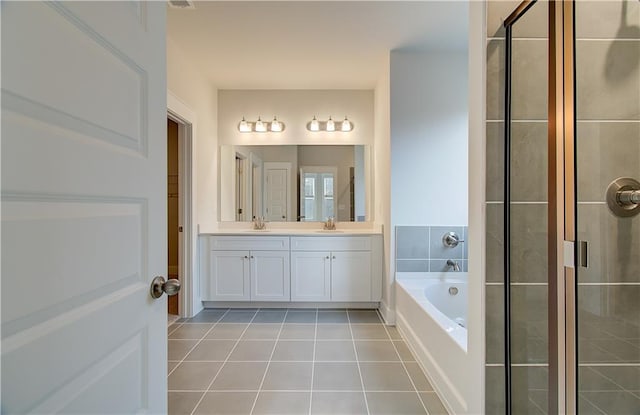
[244, 255, 249, 259]
[332, 256, 336, 259]
[250, 255, 254, 259]
[325, 256, 330, 259]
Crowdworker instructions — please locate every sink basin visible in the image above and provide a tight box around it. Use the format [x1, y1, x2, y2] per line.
[315, 230, 344, 233]
[243, 229, 271, 232]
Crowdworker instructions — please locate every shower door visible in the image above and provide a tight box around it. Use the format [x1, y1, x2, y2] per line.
[574, 0, 640, 413]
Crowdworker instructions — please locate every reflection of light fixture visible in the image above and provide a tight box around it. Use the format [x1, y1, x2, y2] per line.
[255, 116, 266, 132]
[341, 116, 352, 132]
[309, 116, 320, 132]
[238, 116, 285, 133]
[238, 116, 251, 132]
[306, 116, 354, 132]
[270, 116, 282, 132]
[326, 116, 335, 132]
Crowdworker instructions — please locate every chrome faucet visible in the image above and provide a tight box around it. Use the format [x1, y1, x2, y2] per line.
[446, 259, 460, 272]
[252, 216, 266, 230]
[323, 216, 336, 230]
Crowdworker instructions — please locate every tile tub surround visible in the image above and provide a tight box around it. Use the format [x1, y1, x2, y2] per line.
[395, 225, 469, 273]
[168, 308, 449, 415]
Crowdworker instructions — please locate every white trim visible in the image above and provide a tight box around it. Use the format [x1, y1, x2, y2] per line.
[378, 298, 396, 325]
[167, 90, 202, 318]
[201, 301, 380, 309]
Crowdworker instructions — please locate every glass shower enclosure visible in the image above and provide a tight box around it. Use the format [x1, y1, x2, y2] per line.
[493, 1, 640, 413]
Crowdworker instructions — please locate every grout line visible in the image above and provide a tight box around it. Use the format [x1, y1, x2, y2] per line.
[380, 316, 432, 415]
[347, 310, 371, 415]
[168, 310, 231, 378]
[308, 309, 319, 415]
[189, 309, 259, 415]
[248, 309, 290, 415]
[578, 363, 640, 367]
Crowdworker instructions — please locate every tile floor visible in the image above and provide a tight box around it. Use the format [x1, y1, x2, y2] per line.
[168, 308, 449, 415]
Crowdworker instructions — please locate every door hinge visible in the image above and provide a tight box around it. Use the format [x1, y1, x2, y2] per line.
[178, 226, 183, 232]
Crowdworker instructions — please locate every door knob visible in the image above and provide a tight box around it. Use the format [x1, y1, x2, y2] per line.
[150, 276, 181, 299]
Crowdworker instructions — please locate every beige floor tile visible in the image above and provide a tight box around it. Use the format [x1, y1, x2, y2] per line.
[252, 391, 311, 415]
[205, 324, 248, 340]
[261, 362, 313, 390]
[228, 340, 275, 361]
[351, 324, 390, 340]
[316, 324, 352, 340]
[184, 340, 236, 361]
[420, 392, 449, 414]
[366, 392, 427, 414]
[313, 362, 362, 391]
[359, 362, 414, 391]
[271, 341, 314, 361]
[355, 341, 400, 361]
[168, 392, 203, 415]
[311, 391, 367, 415]
[209, 362, 268, 391]
[168, 362, 222, 391]
[279, 324, 316, 340]
[241, 324, 282, 340]
[168, 324, 214, 340]
[192, 391, 257, 414]
[405, 362, 434, 392]
[168, 340, 198, 361]
[315, 340, 357, 361]
[393, 341, 416, 361]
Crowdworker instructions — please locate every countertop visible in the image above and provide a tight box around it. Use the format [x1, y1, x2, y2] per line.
[199, 223, 383, 236]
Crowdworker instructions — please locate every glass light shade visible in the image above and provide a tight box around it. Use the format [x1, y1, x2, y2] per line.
[326, 116, 335, 132]
[310, 116, 320, 132]
[341, 116, 352, 132]
[238, 117, 251, 132]
[255, 117, 267, 132]
[270, 117, 282, 132]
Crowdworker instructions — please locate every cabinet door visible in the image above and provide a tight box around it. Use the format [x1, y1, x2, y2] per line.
[251, 251, 290, 301]
[331, 252, 372, 301]
[291, 251, 331, 301]
[207, 250, 250, 301]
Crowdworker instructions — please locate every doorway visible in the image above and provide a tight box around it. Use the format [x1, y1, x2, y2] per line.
[167, 118, 180, 317]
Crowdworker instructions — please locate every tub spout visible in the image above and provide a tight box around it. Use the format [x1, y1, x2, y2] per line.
[446, 259, 460, 272]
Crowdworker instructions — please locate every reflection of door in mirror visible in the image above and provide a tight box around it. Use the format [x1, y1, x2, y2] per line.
[264, 162, 291, 221]
[250, 154, 263, 220]
[300, 166, 338, 222]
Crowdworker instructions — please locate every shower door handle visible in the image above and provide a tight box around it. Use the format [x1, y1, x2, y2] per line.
[578, 241, 588, 268]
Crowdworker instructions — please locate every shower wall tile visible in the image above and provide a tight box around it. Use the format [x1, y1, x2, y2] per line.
[395, 226, 468, 272]
[395, 226, 429, 259]
[396, 260, 429, 273]
[486, 0, 548, 39]
[576, 40, 640, 121]
[510, 204, 548, 283]
[510, 122, 548, 202]
[576, 1, 640, 40]
[592, 366, 640, 391]
[580, 391, 640, 414]
[511, 366, 549, 414]
[485, 365, 506, 414]
[511, 0, 548, 39]
[577, 122, 640, 202]
[486, 122, 505, 201]
[486, 284, 505, 364]
[429, 226, 463, 259]
[511, 285, 548, 364]
[511, 39, 548, 120]
[486, 39, 506, 121]
[577, 204, 640, 283]
[486, 203, 504, 284]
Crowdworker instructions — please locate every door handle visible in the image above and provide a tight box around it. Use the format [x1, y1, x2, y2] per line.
[150, 276, 181, 299]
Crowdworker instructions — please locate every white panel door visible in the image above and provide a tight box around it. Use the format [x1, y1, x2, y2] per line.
[331, 252, 372, 301]
[1, 2, 167, 413]
[291, 251, 331, 301]
[265, 168, 288, 221]
[208, 251, 251, 301]
[251, 251, 290, 301]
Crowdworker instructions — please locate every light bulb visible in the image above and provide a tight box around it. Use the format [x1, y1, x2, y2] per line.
[309, 116, 320, 132]
[326, 116, 335, 132]
[255, 116, 267, 132]
[341, 116, 352, 132]
[270, 116, 282, 132]
[238, 117, 251, 132]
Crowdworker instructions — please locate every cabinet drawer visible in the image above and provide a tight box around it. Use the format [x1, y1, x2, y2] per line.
[291, 236, 371, 251]
[210, 236, 289, 251]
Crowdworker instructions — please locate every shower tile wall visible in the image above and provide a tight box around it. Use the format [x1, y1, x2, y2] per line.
[486, 1, 549, 413]
[395, 226, 468, 272]
[575, 1, 640, 413]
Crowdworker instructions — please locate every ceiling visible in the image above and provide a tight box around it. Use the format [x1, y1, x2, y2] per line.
[167, 1, 469, 89]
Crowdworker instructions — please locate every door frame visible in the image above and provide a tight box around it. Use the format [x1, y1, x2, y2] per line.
[167, 91, 200, 318]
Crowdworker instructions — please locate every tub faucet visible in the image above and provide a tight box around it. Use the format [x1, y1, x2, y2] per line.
[446, 259, 460, 272]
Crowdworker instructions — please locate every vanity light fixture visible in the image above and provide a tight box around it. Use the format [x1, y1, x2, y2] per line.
[341, 116, 352, 132]
[237, 116, 286, 133]
[254, 116, 267, 132]
[306, 115, 354, 132]
[309, 116, 320, 132]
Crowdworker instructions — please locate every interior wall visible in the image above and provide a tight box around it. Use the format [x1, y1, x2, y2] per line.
[390, 50, 469, 226]
[218, 89, 374, 146]
[167, 36, 218, 230]
[373, 53, 393, 322]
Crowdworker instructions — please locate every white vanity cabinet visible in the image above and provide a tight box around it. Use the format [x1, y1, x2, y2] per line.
[290, 236, 381, 302]
[203, 236, 290, 301]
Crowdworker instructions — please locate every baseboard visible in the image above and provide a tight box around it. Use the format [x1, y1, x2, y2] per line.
[378, 299, 396, 325]
[202, 301, 380, 309]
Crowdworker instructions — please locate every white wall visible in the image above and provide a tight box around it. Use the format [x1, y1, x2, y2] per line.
[167, 36, 218, 230]
[373, 54, 393, 323]
[218, 90, 374, 146]
[390, 50, 469, 226]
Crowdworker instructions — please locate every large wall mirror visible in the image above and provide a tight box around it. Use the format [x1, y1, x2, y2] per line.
[220, 145, 370, 222]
